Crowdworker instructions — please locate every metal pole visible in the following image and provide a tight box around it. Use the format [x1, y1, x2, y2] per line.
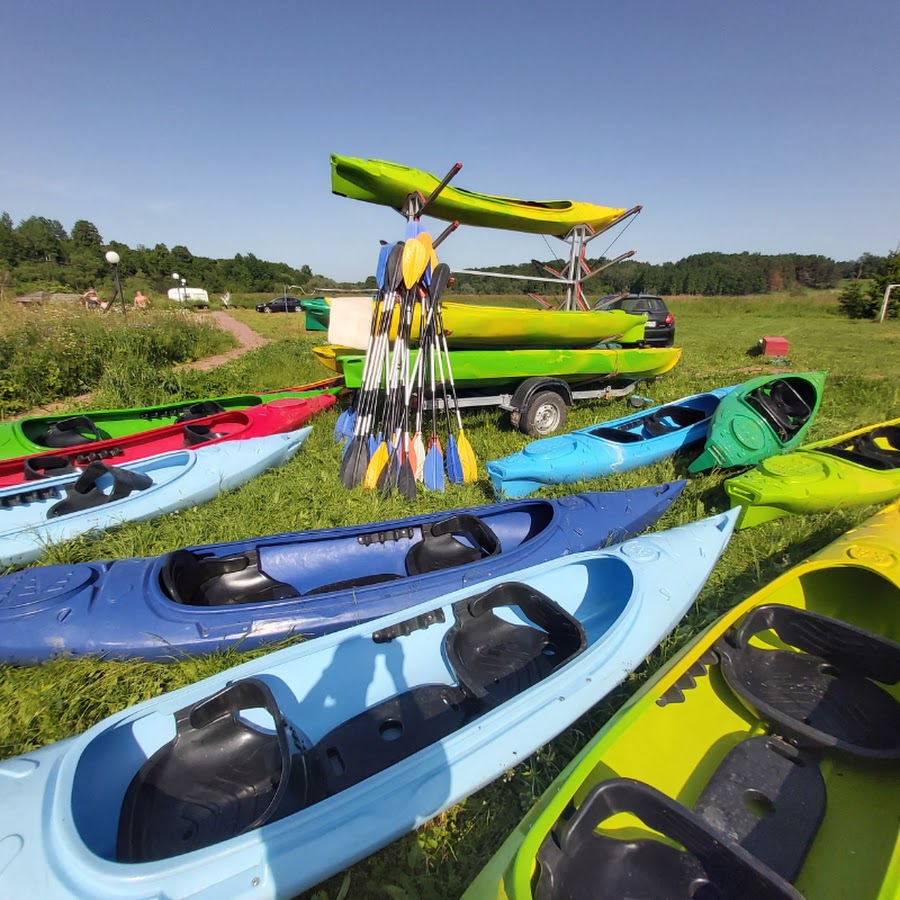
[879, 284, 900, 322]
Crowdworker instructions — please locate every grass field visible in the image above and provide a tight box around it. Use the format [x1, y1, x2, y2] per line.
[0, 291, 898, 898]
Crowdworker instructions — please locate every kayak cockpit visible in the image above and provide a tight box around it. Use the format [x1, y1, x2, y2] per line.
[744, 376, 818, 442]
[589, 397, 716, 444]
[817, 424, 900, 471]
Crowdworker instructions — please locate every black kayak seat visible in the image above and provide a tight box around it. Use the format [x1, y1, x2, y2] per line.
[37, 415, 105, 448]
[745, 379, 815, 441]
[118, 584, 588, 864]
[405, 514, 501, 576]
[174, 401, 227, 424]
[46, 462, 153, 519]
[818, 425, 900, 471]
[23, 455, 79, 480]
[589, 427, 643, 443]
[642, 404, 709, 438]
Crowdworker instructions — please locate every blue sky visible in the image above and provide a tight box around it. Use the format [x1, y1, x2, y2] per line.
[1, 0, 897, 281]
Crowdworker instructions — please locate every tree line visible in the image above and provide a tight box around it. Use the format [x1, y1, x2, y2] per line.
[1, 211, 894, 300]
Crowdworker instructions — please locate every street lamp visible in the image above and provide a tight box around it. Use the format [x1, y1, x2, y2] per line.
[181, 278, 187, 302]
[172, 272, 182, 303]
[106, 250, 126, 316]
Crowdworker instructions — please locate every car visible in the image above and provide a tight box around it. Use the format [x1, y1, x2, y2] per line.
[256, 296, 301, 314]
[592, 293, 676, 347]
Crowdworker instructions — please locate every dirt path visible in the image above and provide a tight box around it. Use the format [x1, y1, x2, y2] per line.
[12, 313, 268, 418]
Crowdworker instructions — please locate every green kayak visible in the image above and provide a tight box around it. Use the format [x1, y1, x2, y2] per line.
[464, 500, 900, 900]
[314, 345, 682, 389]
[688, 371, 826, 472]
[0, 378, 343, 462]
[330, 155, 629, 237]
[300, 297, 330, 332]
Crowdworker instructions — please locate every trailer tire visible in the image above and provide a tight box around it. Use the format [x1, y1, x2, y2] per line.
[521, 391, 567, 436]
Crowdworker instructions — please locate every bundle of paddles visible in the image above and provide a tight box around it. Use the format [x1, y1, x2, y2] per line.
[334, 233, 477, 496]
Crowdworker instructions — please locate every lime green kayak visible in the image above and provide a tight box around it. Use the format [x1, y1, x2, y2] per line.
[464, 501, 900, 900]
[299, 297, 330, 331]
[0, 378, 343, 461]
[725, 417, 900, 529]
[314, 345, 682, 389]
[330, 155, 628, 237]
[689, 371, 826, 472]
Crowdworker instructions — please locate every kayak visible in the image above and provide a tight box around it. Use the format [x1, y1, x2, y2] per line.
[0, 377, 342, 461]
[0, 429, 311, 568]
[331, 155, 629, 237]
[688, 371, 826, 472]
[725, 417, 900, 529]
[0, 481, 685, 663]
[463, 501, 900, 900]
[299, 297, 331, 331]
[0, 395, 335, 488]
[314, 345, 682, 388]
[487, 387, 735, 499]
[0, 509, 737, 898]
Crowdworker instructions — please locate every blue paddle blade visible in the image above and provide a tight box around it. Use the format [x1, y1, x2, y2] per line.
[333, 408, 355, 442]
[446, 433, 463, 484]
[368, 433, 379, 456]
[424, 444, 445, 492]
[376, 242, 391, 289]
[405, 220, 421, 240]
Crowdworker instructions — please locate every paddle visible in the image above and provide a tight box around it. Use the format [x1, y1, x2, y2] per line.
[334, 241, 391, 442]
[423, 306, 445, 492]
[339, 243, 404, 488]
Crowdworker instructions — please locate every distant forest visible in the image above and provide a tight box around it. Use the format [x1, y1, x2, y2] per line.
[0, 212, 892, 299]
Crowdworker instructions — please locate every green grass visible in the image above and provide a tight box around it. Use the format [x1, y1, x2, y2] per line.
[1, 290, 898, 898]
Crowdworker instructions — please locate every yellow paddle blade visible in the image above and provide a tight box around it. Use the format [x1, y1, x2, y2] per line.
[364, 442, 389, 489]
[458, 428, 478, 483]
[402, 238, 429, 289]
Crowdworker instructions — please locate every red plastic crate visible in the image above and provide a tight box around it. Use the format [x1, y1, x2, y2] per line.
[760, 336, 790, 356]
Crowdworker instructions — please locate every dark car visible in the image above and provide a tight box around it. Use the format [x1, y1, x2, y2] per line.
[592, 293, 675, 347]
[256, 296, 301, 313]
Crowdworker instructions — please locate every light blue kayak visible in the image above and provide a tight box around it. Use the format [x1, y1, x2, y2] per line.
[0, 509, 738, 898]
[487, 387, 735, 499]
[0, 428, 311, 568]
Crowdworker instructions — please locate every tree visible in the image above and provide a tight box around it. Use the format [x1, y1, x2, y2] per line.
[70, 220, 103, 249]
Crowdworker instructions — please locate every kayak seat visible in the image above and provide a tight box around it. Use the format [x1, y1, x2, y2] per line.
[23, 455, 79, 480]
[405, 514, 502, 576]
[159, 549, 299, 606]
[183, 424, 226, 446]
[716, 604, 900, 759]
[36, 415, 105, 448]
[46, 461, 153, 519]
[534, 739, 822, 900]
[818, 425, 900, 470]
[117, 679, 309, 863]
[588, 427, 644, 443]
[174, 401, 227, 424]
[445, 582, 587, 708]
[745, 379, 815, 441]
[642, 404, 709, 438]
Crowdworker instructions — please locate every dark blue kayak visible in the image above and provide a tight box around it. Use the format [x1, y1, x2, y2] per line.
[0, 482, 684, 663]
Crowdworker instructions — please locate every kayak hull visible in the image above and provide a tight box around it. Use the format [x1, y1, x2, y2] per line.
[488, 387, 735, 498]
[0, 511, 737, 899]
[688, 372, 826, 472]
[0, 378, 342, 461]
[0, 429, 311, 568]
[725, 417, 900, 528]
[0, 395, 335, 488]
[464, 501, 900, 900]
[0, 482, 685, 663]
[315, 345, 682, 388]
[331, 155, 628, 237]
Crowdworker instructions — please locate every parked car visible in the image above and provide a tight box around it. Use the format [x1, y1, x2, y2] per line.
[256, 296, 301, 313]
[592, 293, 675, 347]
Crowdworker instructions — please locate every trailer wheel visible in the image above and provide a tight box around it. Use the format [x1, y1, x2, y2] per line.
[521, 391, 567, 436]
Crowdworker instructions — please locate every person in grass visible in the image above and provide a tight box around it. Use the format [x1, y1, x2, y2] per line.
[133, 290, 150, 310]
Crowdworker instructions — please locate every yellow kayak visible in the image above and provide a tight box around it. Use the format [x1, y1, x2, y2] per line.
[331, 155, 629, 236]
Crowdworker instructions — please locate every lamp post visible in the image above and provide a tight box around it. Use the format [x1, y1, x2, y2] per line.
[181, 278, 187, 302]
[172, 272, 182, 303]
[105, 250, 126, 316]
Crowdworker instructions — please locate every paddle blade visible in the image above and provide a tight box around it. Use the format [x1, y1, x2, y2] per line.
[424, 442, 445, 492]
[339, 437, 369, 489]
[333, 407, 355, 442]
[364, 441, 390, 489]
[377, 447, 400, 495]
[401, 238, 430, 290]
[412, 432, 426, 481]
[457, 428, 478, 483]
[398, 455, 417, 500]
[446, 433, 464, 484]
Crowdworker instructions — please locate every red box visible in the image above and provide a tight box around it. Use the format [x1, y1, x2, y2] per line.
[760, 336, 789, 356]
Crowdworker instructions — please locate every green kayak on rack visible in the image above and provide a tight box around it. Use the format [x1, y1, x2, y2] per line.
[330, 155, 629, 237]
[0, 378, 343, 462]
[689, 371, 826, 472]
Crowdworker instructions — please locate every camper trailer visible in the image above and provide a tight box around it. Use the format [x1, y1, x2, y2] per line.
[167, 287, 210, 305]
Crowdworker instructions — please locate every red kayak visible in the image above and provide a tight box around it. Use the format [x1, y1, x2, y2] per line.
[0, 395, 336, 488]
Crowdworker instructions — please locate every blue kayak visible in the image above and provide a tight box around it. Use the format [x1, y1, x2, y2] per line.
[487, 387, 735, 499]
[0, 428, 311, 568]
[0, 509, 738, 899]
[0, 482, 684, 663]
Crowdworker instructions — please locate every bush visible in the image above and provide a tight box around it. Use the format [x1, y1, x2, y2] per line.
[838, 280, 880, 319]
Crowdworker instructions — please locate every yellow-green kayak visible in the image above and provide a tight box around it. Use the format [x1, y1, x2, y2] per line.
[465, 501, 900, 900]
[331, 155, 629, 236]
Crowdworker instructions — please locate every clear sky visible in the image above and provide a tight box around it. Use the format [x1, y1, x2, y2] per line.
[1, 0, 897, 282]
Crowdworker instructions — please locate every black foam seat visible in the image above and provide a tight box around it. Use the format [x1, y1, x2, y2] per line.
[745, 379, 814, 440]
[23, 455, 79, 480]
[716, 604, 900, 759]
[405, 514, 501, 576]
[46, 461, 153, 518]
[37, 415, 104, 448]
[642, 404, 708, 437]
[589, 426, 644, 443]
[117, 679, 309, 862]
[173, 401, 227, 423]
[159, 549, 298, 606]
